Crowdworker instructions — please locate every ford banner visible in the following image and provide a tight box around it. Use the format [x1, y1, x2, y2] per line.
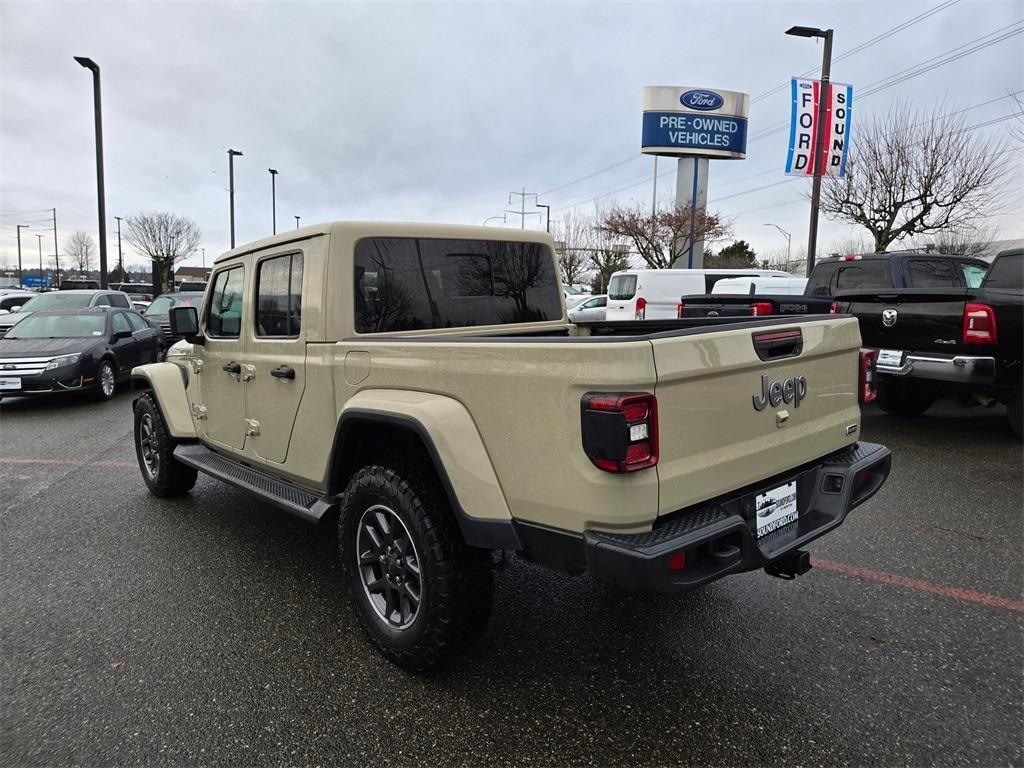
[785, 78, 854, 177]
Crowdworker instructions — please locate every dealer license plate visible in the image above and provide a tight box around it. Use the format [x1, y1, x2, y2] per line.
[0, 376, 22, 390]
[755, 481, 799, 539]
[877, 348, 904, 368]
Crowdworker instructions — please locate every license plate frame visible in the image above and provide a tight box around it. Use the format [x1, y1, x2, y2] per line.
[754, 481, 799, 539]
[877, 348, 904, 368]
[0, 376, 22, 390]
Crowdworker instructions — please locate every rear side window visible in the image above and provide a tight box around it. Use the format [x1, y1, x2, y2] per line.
[112, 312, 131, 334]
[207, 267, 244, 338]
[608, 275, 637, 300]
[908, 259, 959, 288]
[94, 294, 111, 306]
[959, 263, 987, 288]
[111, 293, 132, 308]
[354, 237, 562, 333]
[256, 253, 303, 337]
[126, 313, 148, 332]
[982, 253, 1023, 290]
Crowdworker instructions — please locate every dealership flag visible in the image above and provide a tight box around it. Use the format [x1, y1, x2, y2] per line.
[785, 78, 853, 177]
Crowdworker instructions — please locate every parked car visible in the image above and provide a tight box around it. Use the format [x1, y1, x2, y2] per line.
[176, 280, 208, 292]
[0, 291, 36, 314]
[59, 278, 101, 290]
[605, 268, 791, 320]
[567, 293, 607, 322]
[805, 251, 989, 296]
[131, 221, 890, 672]
[143, 292, 205, 345]
[0, 289, 134, 335]
[0, 308, 162, 401]
[835, 248, 1022, 437]
[111, 282, 156, 309]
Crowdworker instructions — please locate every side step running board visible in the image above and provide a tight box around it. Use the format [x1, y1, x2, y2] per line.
[173, 443, 336, 523]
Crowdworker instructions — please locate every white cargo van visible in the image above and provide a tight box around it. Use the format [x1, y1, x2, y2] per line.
[605, 269, 790, 320]
[711, 276, 807, 296]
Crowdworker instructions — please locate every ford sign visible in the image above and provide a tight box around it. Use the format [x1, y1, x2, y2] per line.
[680, 89, 724, 111]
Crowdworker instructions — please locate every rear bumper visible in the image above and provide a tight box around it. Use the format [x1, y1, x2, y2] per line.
[517, 442, 891, 593]
[877, 352, 995, 385]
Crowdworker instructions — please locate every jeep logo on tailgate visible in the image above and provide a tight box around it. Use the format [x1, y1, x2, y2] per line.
[752, 375, 807, 411]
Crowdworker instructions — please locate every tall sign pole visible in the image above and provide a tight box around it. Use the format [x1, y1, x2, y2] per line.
[228, 148, 243, 248]
[806, 33, 833, 274]
[74, 57, 108, 288]
[16, 224, 28, 288]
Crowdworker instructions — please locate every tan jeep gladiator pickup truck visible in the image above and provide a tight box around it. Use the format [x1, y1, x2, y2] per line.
[131, 222, 892, 671]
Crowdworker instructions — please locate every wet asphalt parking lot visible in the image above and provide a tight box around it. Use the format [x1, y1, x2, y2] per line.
[1, 391, 1021, 767]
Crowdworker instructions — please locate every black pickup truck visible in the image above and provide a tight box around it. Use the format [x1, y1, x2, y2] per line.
[834, 249, 1022, 437]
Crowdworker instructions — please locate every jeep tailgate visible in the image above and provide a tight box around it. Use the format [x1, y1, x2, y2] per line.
[652, 317, 863, 516]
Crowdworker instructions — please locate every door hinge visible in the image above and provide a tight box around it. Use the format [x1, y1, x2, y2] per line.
[190, 403, 208, 420]
[244, 418, 260, 436]
[240, 363, 256, 382]
[190, 359, 204, 374]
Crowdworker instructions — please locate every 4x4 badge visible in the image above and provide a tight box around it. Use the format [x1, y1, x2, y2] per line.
[882, 308, 898, 327]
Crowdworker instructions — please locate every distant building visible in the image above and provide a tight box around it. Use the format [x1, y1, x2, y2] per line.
[174, 266, 211, 286]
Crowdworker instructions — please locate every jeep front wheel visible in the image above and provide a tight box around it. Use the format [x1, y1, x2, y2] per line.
[133, 393, 198, 497]
[339, 464, 493, 672]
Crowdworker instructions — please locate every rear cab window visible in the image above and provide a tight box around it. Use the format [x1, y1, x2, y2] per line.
[607, 274, 637, 300]
[907, 259, 960, 288]
[810, 260, 893, 295]
[354, 237, 562, 333]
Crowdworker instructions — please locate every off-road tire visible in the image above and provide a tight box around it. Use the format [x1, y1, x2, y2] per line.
[1008, 385, 1022, 439]
[876, 381, 934, 418]
[339, 464, 493, 672]
[133, 393, 198, 497]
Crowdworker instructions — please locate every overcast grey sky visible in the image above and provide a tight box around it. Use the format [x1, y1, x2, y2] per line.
[1, 0, 1022, 271]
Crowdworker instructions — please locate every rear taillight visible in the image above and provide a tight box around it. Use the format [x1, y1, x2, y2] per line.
[676, 301, 684, 318]
[962, 303, 997, 344]
[859, 348, 878, 404]
[635, 297, 647, 320]
[829, 301, 839, 314]
[581, 392, 658, 473]
[752, 301, 774, 316]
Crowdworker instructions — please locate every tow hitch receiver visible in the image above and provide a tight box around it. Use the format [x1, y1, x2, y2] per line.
[765, 550, 812, 580]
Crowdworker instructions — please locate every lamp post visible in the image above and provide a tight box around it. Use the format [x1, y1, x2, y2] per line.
[114, 215, 123, 280]
[763, 223, 792, 264]
[201, 248, 206, 268]
[227, 148, 243, 248]
[16, 224, 28, 288]
[268, 168, 278, 234]
[535, 202, 551, 233]
[785, 26, 833, 275]
[294, 215, 300, 230]
[74, 56, 109, 288]
[36, 234, 45, 288]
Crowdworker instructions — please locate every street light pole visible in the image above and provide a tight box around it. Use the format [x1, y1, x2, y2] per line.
[535, 202, 551, 233]
[114, 215, 123, 279]
[294, 215, 300, 230]
[74, 56, 109, 288]
[785, 26, 833, 275]
[16, 224, 27, 288]
[763, 222, 792, 264]
[36, 234, 45, 288]
[227, 148, 243, 248]
[268, 168, 278, 235]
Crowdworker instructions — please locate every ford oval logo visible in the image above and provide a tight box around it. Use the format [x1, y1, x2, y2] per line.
[680, 89, 724, 111]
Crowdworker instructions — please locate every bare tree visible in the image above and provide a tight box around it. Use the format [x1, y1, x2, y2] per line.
[821, 101, 1009, 252]
[63, 231, 96, 272]
[550, 211, 593, 287]
[587, 222, 633, 294]
[596, 202, 730, 269]
[123, 211, 202, 293]
[909, 225, 996, 258]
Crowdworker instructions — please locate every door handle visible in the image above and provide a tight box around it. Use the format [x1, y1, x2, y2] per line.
[222, 361, 241, 374]
[270, 365, 296, 380]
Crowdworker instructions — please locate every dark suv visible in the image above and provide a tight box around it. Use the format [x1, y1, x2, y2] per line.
[806, 252, 989, 296]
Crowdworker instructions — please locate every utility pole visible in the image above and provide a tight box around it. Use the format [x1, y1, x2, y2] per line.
[36, 234, 45, 288]
[73, 57, 108, 288]
[16, 224, 27, 288]
[201, 248, 206, 268]
[268, 168, 278, 234]
[114, 216, 123, 279]
[52, 208, 60, 287]
[294, 215, 300, 230]
[535, 201, 551, 233]
[228, 148, 243, 248]
[785, 26, 834, 274]
[506, 187, 541, 229]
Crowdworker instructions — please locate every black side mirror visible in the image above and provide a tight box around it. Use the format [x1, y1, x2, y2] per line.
[169, 305, 203, 344]
[113, 329, 133, 340]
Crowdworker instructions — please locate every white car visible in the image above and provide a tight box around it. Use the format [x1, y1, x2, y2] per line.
[568, 294, 607, 322]
[0, 291, 35, 315]
[604, 268, 791, 320]
[711, 276, 807, 295]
